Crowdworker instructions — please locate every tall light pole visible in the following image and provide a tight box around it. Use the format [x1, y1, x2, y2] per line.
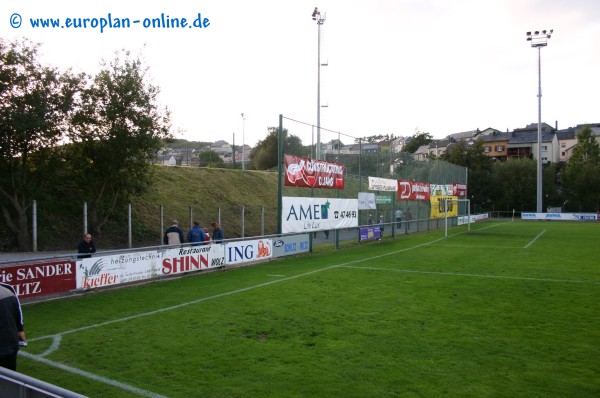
[526, 29, 553, 213]
[312, 7, 325, 160]
[241, 113, 246, 170]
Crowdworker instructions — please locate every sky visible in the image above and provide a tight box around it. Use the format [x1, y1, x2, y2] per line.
[2, 0, 599, 148]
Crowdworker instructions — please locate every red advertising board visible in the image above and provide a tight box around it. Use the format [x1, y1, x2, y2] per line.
[0, 259, 77, 300]
[453, 182, 468, 197]
[284, 154, 344, 189]
[397, 179, 430, 201]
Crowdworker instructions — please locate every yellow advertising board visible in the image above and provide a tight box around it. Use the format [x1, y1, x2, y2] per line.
[430, 196, 458, 219]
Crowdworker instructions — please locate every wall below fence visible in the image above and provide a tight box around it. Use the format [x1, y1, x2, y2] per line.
[1, 215, 490, 303]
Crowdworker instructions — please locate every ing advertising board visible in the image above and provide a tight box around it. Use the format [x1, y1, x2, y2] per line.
[397, 180, 430, 201]
[225, 238, 273, 265]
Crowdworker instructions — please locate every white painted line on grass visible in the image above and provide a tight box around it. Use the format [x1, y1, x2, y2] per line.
[337, 265, 600, 285]
[524, 229, 546, 248]
[19, 351, 169, 398]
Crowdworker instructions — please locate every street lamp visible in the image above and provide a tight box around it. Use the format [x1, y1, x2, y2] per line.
[312, 7, 326, 160]
[526, 29, 553, 213]
[241, 113, 246, 170]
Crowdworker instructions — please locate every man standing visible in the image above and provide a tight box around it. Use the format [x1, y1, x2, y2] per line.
[77, 233, 97, 259]
[0, 283, 26, 371]
[187, 221, 207, 246]
[211, 222, 224, 243]
[395, 208, 403, 228]
[164, 220, 184, 246]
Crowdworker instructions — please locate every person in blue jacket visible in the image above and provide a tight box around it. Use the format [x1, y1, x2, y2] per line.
[187, 221, 207, 246]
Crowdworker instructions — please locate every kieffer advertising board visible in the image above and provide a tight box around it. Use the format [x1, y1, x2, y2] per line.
[0, 259, 76, 300]
[77, 244, 226, 289]
[398, 180, 430, 201]
[284, 154, 344, 189]
[282, 197, 359, 233]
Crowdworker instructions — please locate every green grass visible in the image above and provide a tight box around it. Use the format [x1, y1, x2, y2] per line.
[18, 221, 600, 397]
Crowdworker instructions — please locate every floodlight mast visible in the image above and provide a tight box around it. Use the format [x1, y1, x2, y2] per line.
[312, 7, 326, 160]
[526, 29, 553, 213]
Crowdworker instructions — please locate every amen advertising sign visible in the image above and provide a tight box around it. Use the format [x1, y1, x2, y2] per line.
[284, 154, 345, 189]
[282, 197, 358, 233]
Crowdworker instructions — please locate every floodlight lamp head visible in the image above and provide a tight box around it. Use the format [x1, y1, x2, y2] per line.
[312, 7, 319, 20]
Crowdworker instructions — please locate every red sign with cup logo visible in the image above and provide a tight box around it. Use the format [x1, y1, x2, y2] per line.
[284, 154, 345, 189]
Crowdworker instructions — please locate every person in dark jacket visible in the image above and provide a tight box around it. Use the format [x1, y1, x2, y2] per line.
[211, 222, 224, 243]
[0, 282, 26, 371]
[77, 233, 97, 258]
[187, 221, 207, 246]
[164, 220, 184, 246]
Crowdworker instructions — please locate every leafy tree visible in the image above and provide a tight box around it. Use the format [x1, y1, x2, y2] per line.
[565, 126, 600, 211]
[250, 127, 307, 170]
[67, 50, 172, 237]
[0, 38, 82, 250]
[442, 140, 493, 211]
[402, 131, 432, 153]
[491, 158, 536, 211]
[198, 150, 224, 167]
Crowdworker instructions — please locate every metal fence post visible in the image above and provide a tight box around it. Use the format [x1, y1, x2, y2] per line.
[32, 200, 37, 252]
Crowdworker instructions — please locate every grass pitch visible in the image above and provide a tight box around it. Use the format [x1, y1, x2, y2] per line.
[19, 220, 600, 397]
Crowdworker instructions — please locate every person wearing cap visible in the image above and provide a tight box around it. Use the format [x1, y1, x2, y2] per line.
[164, 220, 184, 245]
[211, 222, 224, 243]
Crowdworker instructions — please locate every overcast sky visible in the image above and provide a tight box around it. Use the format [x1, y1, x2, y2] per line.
[3, 0, 599, 147]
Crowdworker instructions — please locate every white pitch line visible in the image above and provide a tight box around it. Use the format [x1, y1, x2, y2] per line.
[337, 265, 600, 285]
[524, 229, 547, 248]
[19, 351, 169, 398]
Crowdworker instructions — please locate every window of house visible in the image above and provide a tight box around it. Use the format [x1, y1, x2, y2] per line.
[541, 145, 548, 151]
[561, 151, 566, 156]
[496, 145, 504, 151]
[484, 146, 491, 153]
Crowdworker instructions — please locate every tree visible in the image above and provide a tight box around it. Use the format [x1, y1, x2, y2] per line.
[565, 126, 600, 211]
[491, 158, 536, 211]
[67, 50, 172, 237]
[0, 38, 82, 250]
[198, 150, 224, 167]
[402, 131, 432, 153]
[250, 127, 307, 170]
[442, 140, 493, 211]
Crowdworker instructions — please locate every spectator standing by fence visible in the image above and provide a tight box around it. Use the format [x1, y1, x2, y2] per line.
[395, 208, 403, 228]
[77, 233, 96, 259]
[0, 282, 26, 371]
[164, 220, 184, 245]
[211, 222, 224, 243]
[187, 221, 207, 246]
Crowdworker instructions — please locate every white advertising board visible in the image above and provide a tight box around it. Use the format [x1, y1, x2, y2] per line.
[521, 212, 598, 221]
[77, 244, 226, 289]
[282, 197, 359, 233]
[368, 177, 397, 192]
[225, 238, 273, 265]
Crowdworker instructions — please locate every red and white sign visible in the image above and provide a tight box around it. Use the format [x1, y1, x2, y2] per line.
[453, 183, 468, 197]
[0, 259, 76, 300]
[284, 154, 344, 189]
[397, 180, 430, 201]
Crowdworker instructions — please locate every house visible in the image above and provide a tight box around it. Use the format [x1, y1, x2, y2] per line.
[479, 132, 510, 162]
